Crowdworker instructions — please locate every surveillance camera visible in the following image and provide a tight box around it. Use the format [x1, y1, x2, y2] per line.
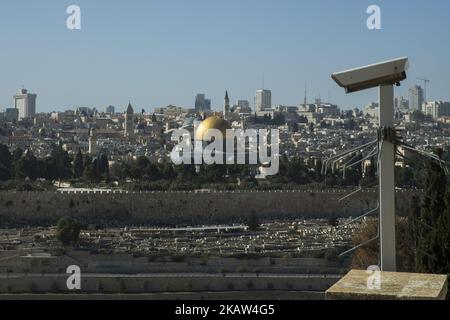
[331, 57, 409, 93]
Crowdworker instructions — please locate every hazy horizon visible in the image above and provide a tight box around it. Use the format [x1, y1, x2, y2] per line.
[1, 0, 450, 113]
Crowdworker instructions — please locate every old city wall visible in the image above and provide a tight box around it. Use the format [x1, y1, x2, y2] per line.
[0, 190, 417, 226]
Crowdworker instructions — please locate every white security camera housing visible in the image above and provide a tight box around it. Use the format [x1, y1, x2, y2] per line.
[331, 57, 409, 93]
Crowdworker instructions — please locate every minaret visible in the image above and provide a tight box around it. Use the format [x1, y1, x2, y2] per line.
[88, 128, 97, 155]
[124, 102, 134, 138]
[304, 81, 307, 108]
[224, 90, 230, 120]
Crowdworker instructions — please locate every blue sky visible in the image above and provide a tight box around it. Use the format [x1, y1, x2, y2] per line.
[1, 0, 449, 112]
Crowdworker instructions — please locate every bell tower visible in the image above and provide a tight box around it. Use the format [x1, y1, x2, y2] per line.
[224, 90, 230, 120]
[124, 102, 134, 138]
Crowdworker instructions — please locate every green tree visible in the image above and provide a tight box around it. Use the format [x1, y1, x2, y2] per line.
[158, 162, 176, 180]
[97, 153, 109, 180]
[199, 164, 226, 183]
[174, 164, 195, 183]
[0, 144, 12, 181]
[281, 157, 310, 184]
[432, 191, 450, 274]
[12, 147, 23, 161]
[56, 217, 82, 246]
[131, 156, 149, 179]
[14, 150, 39, 180]
[408, 195, 421, 268]
[73, 150, 84, 178]
[50, 145, 73, 181]
[417, 156, 447, 273]
[83, 158, 100, 183]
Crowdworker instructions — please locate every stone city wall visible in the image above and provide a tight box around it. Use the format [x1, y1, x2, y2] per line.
[0, 190, 418, 226]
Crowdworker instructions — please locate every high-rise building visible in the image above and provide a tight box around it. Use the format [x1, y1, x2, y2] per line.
[423, 101, 450, 120]
[255, 89, 272, 112]
[106, 105, 115, 114]
[408, 85, 424, 111]
[195, 94, 211, 112]
[13, 88, 37, 119]
[395, 96, 409, 110]
[124, 102, 134, 138]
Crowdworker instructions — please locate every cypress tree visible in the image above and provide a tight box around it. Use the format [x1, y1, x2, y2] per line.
[73, 150, 84, 178]
[417, 150, 448, 273]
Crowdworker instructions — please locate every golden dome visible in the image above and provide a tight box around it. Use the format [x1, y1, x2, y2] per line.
[195, 116, 231, 141]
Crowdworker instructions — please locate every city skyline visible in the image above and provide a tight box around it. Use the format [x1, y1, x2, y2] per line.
[0, 83, 439, 115]
[1, 0, 450, 112]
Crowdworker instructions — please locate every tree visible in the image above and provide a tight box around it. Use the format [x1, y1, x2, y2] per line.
[0, 144, 12, 181]
[411, 110, 426, 122]
[247, 211, 260, 231]
[342, 154, 363, 187]
[12, 148, 23, 161]
[408, 195, 421, 268]
[432, 191, 450, 274]
[56, 217, 82, 246]
[198, 164, 226, 183]
[272, 113, 286, 126]
[417, 156, 447, 273]
[314, 158, 324, 182]
[282, 157, 310, 184]
[50, 145, 73, 181]
[131, 156, 150, 179]
[346, 118, 357, 130]
[83, 158, 100, 183]
[328, 213, 338, 227]
[174, 164, 195, 183]
[14, 150, 39, 180]
[0, 164, 11, 182]
[97, 153, 109, 180]
[73, 150, 84, 178]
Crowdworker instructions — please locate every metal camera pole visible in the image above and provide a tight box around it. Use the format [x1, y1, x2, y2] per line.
[378, 84, 396, 272]
[330, 57, 410, 272]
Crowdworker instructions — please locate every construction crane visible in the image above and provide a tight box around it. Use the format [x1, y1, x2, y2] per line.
[416, 77, 430, 102]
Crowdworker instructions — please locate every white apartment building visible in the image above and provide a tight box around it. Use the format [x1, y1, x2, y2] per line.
[13, 88, 37, 119]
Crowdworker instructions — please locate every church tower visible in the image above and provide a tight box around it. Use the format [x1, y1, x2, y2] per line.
[224, 90, 230, 121]
[124, 102, 134, 138]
